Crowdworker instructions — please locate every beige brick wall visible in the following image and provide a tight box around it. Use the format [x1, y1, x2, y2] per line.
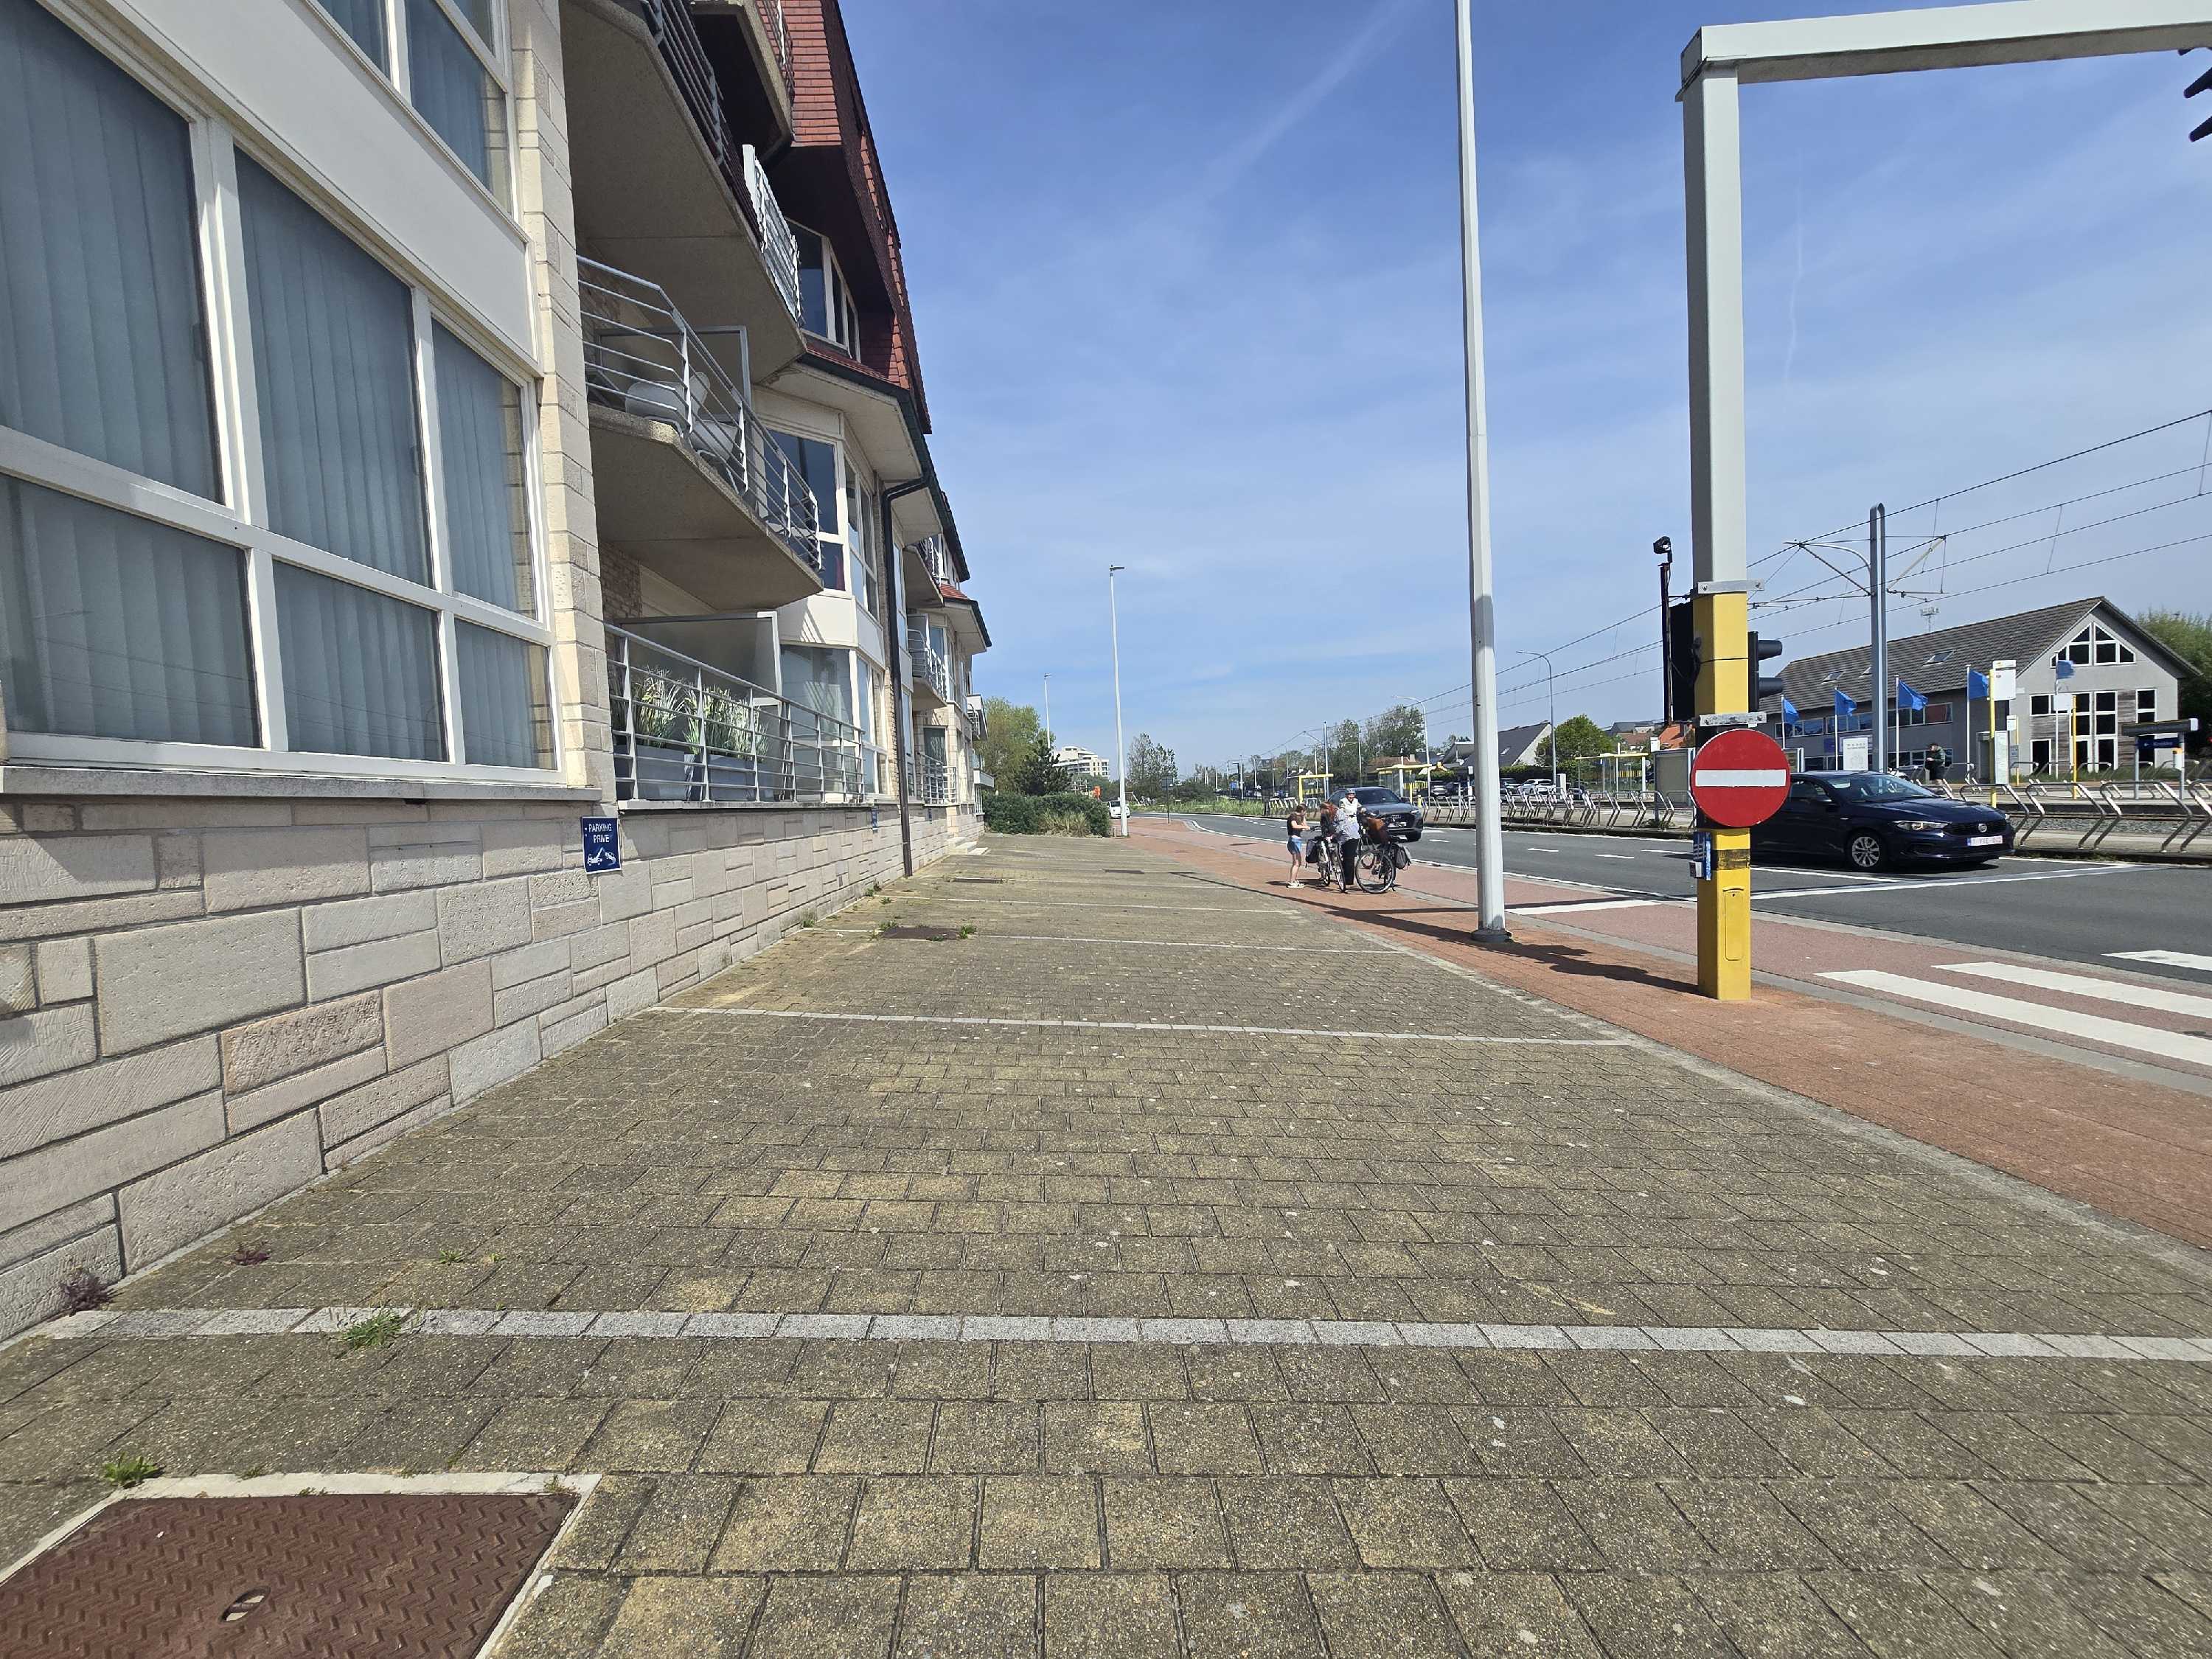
[0, 796, 970, 1338]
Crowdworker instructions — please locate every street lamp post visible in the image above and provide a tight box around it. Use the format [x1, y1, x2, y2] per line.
[1107, 565, 1129, 837]
[1517, 649, 1559, 793]
[1043, 674, 1051, 745]
[1453, 0, 1507, 939]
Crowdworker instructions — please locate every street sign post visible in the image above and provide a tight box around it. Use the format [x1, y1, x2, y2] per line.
[1688, 728, 1790, 827]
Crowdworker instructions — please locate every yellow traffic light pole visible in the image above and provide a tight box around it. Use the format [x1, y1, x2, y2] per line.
[1691, 590, 1752, 1001]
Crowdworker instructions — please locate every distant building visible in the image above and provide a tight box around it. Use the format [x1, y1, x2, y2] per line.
[1054, 745, 1111, 779]
[1441, 723, 1553, 771]
[1766, 597, 2186, 776]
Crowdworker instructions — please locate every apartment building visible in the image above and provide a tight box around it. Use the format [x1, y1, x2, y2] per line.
[1769, 598, 2183, 778]
[0, 0, 989, 1337]
[1052, 745, 1111, 781]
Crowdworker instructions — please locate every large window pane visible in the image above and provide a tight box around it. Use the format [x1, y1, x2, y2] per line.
[456, 621, 549, 768]
[779, 644, 853, 724]
[1, 477, 254, 746]
[407, 0, 507, 204]
[274, 564, 443, 759]
[0, 2, 217, 496]
[319, 0, 387, 68]
[432, 324, 532, 613]
[238, 157, 428, 585]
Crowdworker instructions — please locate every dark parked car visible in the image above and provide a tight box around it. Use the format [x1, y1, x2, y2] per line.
[1345, 786, 1423, 842]
[1752, 772, 2012, 872]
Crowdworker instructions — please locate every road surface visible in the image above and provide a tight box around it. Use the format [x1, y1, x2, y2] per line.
[1176, 815, 2212, 982]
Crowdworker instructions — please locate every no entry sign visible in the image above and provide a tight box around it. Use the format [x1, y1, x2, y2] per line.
[1688, 728, 1790, 827]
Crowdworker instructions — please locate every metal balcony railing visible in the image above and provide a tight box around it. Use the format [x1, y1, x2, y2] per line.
[909, 754, 950, 805]
[608, 625, 887, 804]
[742, 145, 802, 323]
[754, 0, 792, 94]
[964, 693, 987, 741]
[617, 0, 805, 327]
[908, 533, 955, 594]
[905, 625, 951, 700]
[579, 257, 819, 567]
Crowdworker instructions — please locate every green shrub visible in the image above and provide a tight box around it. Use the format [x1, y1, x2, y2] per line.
[983, 791, 1108, 835]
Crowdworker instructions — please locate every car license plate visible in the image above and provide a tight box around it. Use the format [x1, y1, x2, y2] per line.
[1966, 834, 2003, 847]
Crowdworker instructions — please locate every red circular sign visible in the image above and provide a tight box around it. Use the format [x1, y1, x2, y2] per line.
[1688, 728, 1791, 827]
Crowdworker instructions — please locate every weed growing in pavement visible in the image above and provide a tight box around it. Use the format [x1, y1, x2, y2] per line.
[436, 1248, 467, 1265]
[340, 1311, 407, 1352]
[958, 925, 975, 938]
[543, 1475, 565, 1494]
[229, 1241, 271, 1266]
[867, 883, 880, 896]
[101, 1454, 162, 1489]
[58, 1267, 113, 1313]
[798, 911, 816, 928]
[241, 1464, 268, 1479]
[880, 896, 892, 905]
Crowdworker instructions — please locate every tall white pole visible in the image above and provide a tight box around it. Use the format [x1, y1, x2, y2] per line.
[1043, 674, 1052, 744]
[1454, 0, 1506, 938]
[1108, 565, 1130, 836]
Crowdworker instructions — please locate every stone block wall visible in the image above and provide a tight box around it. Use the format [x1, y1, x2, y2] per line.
[0, 794, 970, 1338]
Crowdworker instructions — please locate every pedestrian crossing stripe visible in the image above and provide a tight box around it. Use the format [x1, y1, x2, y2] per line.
[1821, 968, 2212, 1071]
[1940, 961, 2212, 1022]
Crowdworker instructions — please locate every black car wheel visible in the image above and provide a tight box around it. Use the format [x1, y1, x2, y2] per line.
[1846, 831, 1888, 872]
[1403, 827, 1422, 841]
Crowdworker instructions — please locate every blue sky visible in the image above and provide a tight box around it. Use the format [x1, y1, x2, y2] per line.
[851, 0, 2212, 771]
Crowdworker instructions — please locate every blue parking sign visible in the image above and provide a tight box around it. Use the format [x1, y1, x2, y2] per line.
[582, 816, 619, 874]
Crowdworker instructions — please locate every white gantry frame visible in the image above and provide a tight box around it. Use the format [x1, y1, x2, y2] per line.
[1680, 0, 2212, 594]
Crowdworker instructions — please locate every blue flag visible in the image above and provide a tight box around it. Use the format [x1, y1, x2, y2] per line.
[2053, 656, 2075, 680]
[1780, 695, 1799, 728]
[1896, 679, 1927, 713]
[1966, 668, 1989, 700]
[1833, 689, 1856, 723]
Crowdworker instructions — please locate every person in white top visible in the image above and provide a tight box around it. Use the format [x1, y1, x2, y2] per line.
[1332, 788, 1363, 892]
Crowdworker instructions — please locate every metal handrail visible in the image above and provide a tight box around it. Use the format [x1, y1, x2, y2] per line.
[622, 0, 804, 327]
[578, 257, 819, 566]
[742, 145, 802, 324]
[608, 625, 883, 804]
[906, 624, 951, 700]
[756, 0, 792, 92]
[628, 0, 730, 171]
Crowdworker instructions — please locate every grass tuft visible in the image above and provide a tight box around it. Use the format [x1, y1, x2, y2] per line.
[340, 1310, 408, 1352]
[101, 1453, 162, 1489]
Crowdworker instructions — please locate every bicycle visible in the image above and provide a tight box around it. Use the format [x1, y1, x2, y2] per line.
[1352, 834, 1399, 894]
[1307, 835, 1340, 888]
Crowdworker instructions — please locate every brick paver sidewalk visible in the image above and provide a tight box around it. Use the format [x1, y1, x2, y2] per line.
[3, 835, 2210, 1655]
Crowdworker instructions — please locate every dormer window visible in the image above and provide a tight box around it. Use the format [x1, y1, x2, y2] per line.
[793, 224, 860, 355]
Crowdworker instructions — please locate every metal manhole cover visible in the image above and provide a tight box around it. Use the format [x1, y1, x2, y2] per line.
[879, 925, 964, 941]
[0, 1492, 573, 1659]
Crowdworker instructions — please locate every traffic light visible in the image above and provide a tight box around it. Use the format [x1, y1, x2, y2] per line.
[1748, 631, 1785, 706]
[1666, 599, 1700, 722]
[2191, 47, 2212, 143]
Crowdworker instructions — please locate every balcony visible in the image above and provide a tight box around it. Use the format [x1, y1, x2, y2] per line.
[580, 257, 823, 610]
[608, 625, 886, 804]
[907, 624, 952, 706]
[563, 0, 805, 369]
[905, 533, 954, 603]
[964, 694, 987, 741]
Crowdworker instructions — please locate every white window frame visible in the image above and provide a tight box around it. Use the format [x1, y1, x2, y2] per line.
[303, 0, 517, 218]
[1, 14, 555, 786]
[793, 220, 860, 355]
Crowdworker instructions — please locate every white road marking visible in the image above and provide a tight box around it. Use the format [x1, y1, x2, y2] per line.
[1939, 961, 2212, 1021]
[1590, 852, 1636, 860]
[45, 1305, 2212, 1362]
[1513, 897, 1671, 916]
[2112, 950, 2212, 975]
[1821, 969, 2212, 1069]
[655, 1007, 1625, 1046]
